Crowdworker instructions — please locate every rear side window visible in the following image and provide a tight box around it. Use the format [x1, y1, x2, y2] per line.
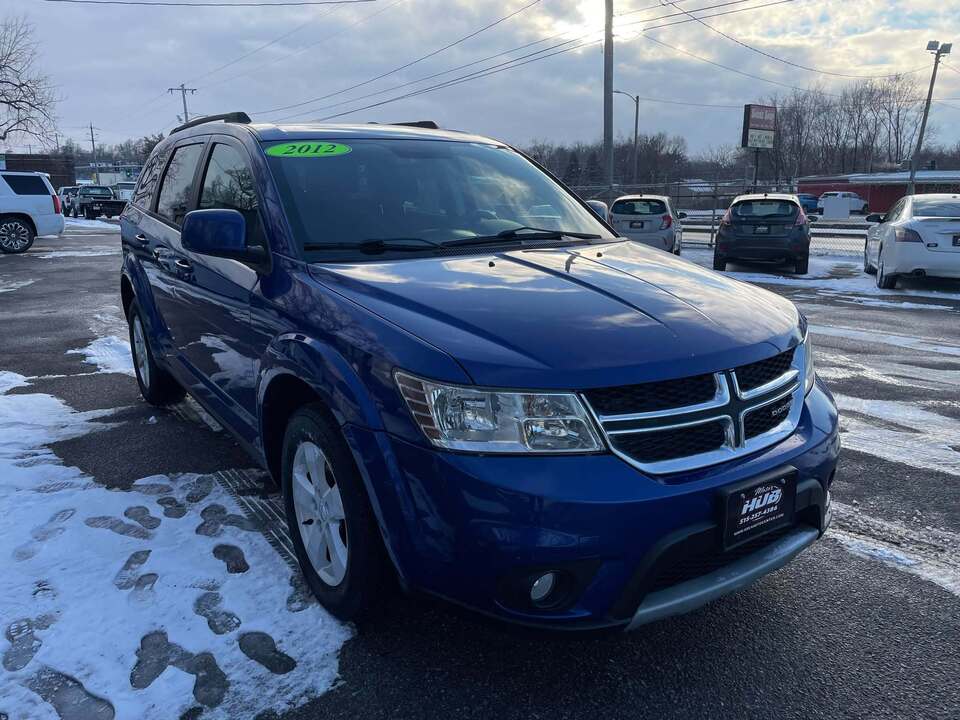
[732, 200, 798, 219]
[611, 199, 667, 216]
[132, 148, 168, 209]
[2, 174, 50, 195]
[156, 144, 204, 226]
[198, 143, 265, 247]
[912, 198, 960, 218]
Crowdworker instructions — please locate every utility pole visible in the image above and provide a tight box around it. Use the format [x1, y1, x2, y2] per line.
[614, 90, 640, 185]
[908, 40, 952, 195]
[89, 122, 99, 185]
[168, 83, 197, 123]
[603, 0, 614, 195]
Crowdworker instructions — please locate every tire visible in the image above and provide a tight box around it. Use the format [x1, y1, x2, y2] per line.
[876, 257, 897, 289]
[863, 244, 876, 275]
[861, 204, 869, 215]
[794, 255, 809, 275]
[126, 301, 185, 405]
[712, 254, 726, 271]
[282, 405, 388, 622]
[0, 217, 35, 254]
[84, 208, 95, 220]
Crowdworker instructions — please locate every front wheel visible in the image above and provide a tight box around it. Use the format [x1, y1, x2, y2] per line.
[127, 301, 185, 405]
[0, 217, 35, 254]
[712, 254, 726, 271]
[282, 405, 388, 621]
[863, 244, 876, 275]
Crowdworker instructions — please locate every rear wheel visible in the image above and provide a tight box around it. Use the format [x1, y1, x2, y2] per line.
[712, 253, 726, 271]
[127, 301, 185, 405]
[876, 256, 898, 289]
[861, 203, 869, 215]
[282, 405, 388, 621]
[0, 217, 35, 254]
[794, 255, 809, 275]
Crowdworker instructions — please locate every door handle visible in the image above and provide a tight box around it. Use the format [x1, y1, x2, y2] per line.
[134, 233, 148, 244]
[175, 259, 192, 271]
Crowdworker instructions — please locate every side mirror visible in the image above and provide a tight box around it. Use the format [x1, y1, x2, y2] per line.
[865, 213, 884, 224]
[678, 211, 687, 219]
[181, 209, 267, 265]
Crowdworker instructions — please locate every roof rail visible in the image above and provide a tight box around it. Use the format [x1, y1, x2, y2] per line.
[170, 111, 252, 135]
[390, 120, 440, 129]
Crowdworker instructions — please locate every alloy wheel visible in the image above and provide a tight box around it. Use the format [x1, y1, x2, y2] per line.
[0, 221, 30, 252]
[291, 440, 348, 587]
[132, 316, 151, 389]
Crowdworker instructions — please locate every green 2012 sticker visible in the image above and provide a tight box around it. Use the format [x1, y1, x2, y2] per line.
[265, 142, 352, 158]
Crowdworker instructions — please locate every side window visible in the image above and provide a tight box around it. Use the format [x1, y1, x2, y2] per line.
[2, 174, 50, 195]
[886, 200, 904, 222]
[132, 149, 167, 209]
[156, 143, 205, 226]
[198, 143, 264, 247]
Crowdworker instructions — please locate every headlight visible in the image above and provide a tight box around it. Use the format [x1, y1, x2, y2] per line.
[802, 332, 816, 395]
[395, 372, 603, 453]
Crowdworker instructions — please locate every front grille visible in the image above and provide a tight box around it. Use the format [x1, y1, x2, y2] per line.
[610, 421, 727, 464]
[646, 525, 796, 594]
[584, 373, 716, 416]
[734, 347, 796, 393]
[743, 395, 793, 439]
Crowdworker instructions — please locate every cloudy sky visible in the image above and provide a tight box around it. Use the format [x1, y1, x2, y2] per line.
[9, 0, 960, 154]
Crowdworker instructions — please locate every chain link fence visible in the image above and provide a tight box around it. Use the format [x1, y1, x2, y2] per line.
[570, 181, 866, 255]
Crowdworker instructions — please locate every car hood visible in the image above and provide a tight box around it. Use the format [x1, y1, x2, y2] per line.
[309, 241, 802, 389]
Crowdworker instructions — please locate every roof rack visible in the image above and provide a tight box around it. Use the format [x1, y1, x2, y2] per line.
[170, 111, 251, 135]
[367, 120, 440, 130]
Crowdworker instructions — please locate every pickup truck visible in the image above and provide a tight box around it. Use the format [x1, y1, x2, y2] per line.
[73, 185, 127, 219]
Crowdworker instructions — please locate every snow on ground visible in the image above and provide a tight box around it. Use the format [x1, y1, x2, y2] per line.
[0, 374, 350, 719]
[32, 247, 120, 260]
[63, 219, 120, 233]
[68, 337, 135, 376]
[0, 278, 35, 293]
[811, 325, 960, 357]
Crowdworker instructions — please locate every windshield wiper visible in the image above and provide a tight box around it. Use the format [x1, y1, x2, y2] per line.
[303, 237, 442, 254]
[442, 226, 602, 248]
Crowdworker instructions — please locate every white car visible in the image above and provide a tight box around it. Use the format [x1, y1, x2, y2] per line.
[818, 191, 869, 215]
[0, 171, 65, 253]
[864, 193, 960, 288]
[608, 194, 685, 254]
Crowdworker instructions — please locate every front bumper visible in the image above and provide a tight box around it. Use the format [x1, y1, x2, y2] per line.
[346, 382, 839, 630]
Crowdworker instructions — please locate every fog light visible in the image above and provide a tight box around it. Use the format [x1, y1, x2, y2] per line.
[530, 572, 557, 604]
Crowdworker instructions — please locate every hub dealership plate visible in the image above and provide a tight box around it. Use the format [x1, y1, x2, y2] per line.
[721, 470, 796, 548]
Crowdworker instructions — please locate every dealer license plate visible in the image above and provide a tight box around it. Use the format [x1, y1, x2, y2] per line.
[953, 235, 960, 247]
[721, 471, 796, 548]
[754, 225, 769, 234]
[630, 221, 645, 229]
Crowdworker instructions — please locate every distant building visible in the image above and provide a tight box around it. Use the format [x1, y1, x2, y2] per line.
[76, 162, 142, 186]
[797, 170, 960, 213]
[0, 153, 76, 188]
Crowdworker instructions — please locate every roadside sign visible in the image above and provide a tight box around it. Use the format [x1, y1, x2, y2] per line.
[741, 105, 776, 149]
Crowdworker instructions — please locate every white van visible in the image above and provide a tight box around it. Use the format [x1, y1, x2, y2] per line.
[817, 191, 869, 215]
[0, 171, 65, 253]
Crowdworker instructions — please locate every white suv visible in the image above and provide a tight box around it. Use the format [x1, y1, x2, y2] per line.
[817, 191, 869, 215]
[0, 171, 65, 253]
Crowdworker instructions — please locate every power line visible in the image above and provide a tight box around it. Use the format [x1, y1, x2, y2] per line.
[43, 0, 374, 5]
[254, 0, 544, 116]
[656, 0, 927, 79]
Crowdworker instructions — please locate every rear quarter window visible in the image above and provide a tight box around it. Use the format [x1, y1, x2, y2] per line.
[131, 147, 169, 210]
[611, 199, 667, 215]
[2, 174, 50, 195]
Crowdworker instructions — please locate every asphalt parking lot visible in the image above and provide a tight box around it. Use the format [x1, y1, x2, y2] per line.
[2, 223, 959, 720]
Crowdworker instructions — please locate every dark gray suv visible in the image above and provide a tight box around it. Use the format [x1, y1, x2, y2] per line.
[714, 193, 813, 275]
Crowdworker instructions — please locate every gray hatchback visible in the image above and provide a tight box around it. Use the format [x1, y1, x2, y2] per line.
[714, 193, 812, 274]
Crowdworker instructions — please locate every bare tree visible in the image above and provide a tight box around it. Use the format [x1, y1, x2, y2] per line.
[0, 16, 57, 145]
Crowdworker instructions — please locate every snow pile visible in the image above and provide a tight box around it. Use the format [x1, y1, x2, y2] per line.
[0, 278, 35, 294]
[64, 218, 120, 233]
[0, 374, 350, 718]
[68, 336, 135, 376]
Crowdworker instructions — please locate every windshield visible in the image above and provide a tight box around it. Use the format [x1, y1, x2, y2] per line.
[611, 199, 667, 216]
[732, 200, 798, 220]
[264, 138, 613, 259]
[82, 186, 112, 196]
[912, 198, 960, 218]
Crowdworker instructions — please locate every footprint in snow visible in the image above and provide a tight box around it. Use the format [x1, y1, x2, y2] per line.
[286, 573, 314, 613]
[84, 515, 152, 540]
[2, 616, 54, 672]
[196, 504, 258, 537]
[128, 574, 159, 606]
[113, 550, 152, 590]
[193, 592, 241, 635]
[130, 631, 228, 708]
[25, 665, 115, 720]
[213, 544, 249, 574]
[14, 509, 76, 561]
[157, 496, 188, 518]
[184, 475, 215, 504]
[124, 506, 161, 530]
[239, 632, 296, 675]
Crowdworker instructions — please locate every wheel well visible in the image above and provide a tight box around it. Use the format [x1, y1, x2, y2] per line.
[0, 213, 37, 237]
[120, 275, 135, 318]
[260, 374, 332, 484]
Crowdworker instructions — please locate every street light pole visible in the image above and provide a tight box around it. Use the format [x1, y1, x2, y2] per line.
[614, 90, 640, 185]
[603, 0, 614, 194]
[908, 40, 952, 195]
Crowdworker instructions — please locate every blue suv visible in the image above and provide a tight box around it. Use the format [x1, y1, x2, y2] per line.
[120, 113, 839, 630]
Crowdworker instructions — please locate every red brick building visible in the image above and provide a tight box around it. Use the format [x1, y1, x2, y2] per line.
[797, 170, 960, 214]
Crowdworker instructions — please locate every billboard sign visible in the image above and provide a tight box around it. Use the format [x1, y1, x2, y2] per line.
[741, 104, 777, 149]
